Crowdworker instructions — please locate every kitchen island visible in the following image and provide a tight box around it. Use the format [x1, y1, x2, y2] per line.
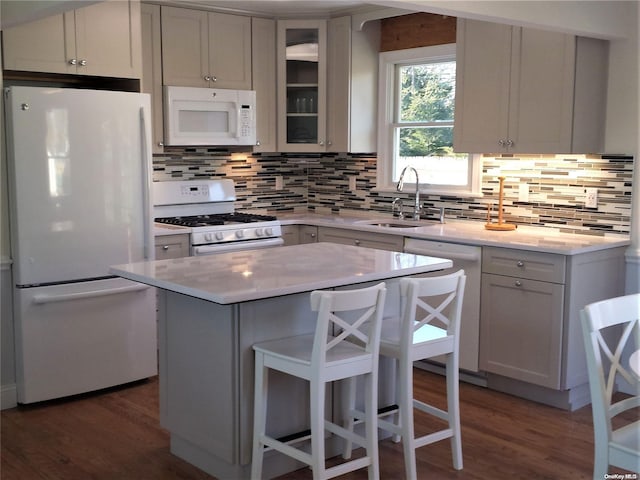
[111, 242, 452, 479]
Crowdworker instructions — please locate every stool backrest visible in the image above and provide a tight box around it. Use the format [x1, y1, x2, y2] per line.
[310, 282, 387, 367]
[399, 270, 466, 351]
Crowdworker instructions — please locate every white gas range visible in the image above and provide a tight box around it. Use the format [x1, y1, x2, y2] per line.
[153, 180, 283, 256]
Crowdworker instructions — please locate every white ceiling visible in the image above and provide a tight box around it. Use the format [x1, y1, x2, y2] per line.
[153, 0, 382, 17]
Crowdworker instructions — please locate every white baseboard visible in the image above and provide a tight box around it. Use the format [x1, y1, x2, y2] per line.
[1, 383, 17, 410]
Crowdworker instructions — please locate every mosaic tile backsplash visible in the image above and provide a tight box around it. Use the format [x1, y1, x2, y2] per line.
[153, 149, 633, 236]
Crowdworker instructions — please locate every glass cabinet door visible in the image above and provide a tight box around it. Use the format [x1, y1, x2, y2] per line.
[277, 20, 326, 152]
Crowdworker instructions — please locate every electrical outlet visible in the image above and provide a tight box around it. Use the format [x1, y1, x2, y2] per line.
[349, 176, 357, 191]
[585, 188, 598, 208]
[275, 176, 283, 191]
[518, 183, 529, 202]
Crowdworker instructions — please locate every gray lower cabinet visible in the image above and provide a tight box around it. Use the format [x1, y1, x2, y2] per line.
[155, 234, 190, 260]
[317, 227, 403, 251]
[479, 246, 626, 409]
[280, 225, 318, 245]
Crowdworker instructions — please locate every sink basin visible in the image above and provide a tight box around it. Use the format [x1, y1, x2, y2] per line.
[355, 219, 438, 229]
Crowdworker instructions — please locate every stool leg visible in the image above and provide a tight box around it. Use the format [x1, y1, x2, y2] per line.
[446, 354, 463, 470]
[364, 371, 380, 480]
[342, 376, 357, 459]
[399, 357, 417, 480]
[251, 352, 268, 479]
[310, 378, 326, 479]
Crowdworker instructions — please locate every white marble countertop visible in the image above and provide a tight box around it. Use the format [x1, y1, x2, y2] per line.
[111, 242, 452, 304]
[276, 212, 630, 255]
[154, 223, 191, 236]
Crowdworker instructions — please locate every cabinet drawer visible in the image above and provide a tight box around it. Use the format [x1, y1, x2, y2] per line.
[317, 227, 403, 251]
[155, 234, 190, 260]
[482, 247, 565, 283]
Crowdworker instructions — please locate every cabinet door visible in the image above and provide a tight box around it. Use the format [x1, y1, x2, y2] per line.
[2, 11, 77, 74]
[209, 13, 252, 89]
[141, 3, 164, 153]
[480, 273, 564, 389]
[161, 6, 209, 87]
[508, 29, 575, 153]
[155, 235, 190, 260]
[453, 19, 511, 154]
[277, 19, 327, 152]
[326, 16, 351, 152]
[74, 0, 142, 79]
[252, 17, 277, 152]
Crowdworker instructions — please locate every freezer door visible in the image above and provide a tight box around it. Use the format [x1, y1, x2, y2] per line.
[14, 278, 157, 404]
[5, 86, 153, 286]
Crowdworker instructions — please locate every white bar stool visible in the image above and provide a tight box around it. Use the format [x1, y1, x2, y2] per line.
[580, 294, 640, 479]
[251, 282, 387, 479]
[344, 270, 466, 479]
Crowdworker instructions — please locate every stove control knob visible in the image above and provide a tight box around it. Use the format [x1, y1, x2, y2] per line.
[265, 227, 274, 236]
[255, 228, 264, 237]
[236, 230, 244, 239]
[204, 233, 213, 242]
[215, 232, 224, 241]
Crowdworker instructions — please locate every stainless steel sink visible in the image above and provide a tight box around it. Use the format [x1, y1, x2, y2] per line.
[355, 219, 438, 229]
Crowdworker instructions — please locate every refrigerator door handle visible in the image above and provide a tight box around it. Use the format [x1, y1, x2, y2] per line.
[140, 106, 152, 260]
[33, 284, 151, 305]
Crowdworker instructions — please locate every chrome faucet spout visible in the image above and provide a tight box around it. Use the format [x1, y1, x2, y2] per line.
[396, 166, 420, 220]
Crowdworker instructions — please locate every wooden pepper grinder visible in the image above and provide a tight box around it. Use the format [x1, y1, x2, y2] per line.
[485, 176, 516, 231]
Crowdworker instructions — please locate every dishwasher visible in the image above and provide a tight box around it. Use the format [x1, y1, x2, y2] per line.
[404, 238, 483, 376]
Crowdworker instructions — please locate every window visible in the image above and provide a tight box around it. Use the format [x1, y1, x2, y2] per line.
[377, 44, 481, 196]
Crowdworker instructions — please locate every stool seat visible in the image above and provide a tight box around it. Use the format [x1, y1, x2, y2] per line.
[254, 334, 378, 381]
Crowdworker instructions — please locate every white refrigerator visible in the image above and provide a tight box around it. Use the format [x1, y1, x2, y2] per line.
[5, 86, 157, 404]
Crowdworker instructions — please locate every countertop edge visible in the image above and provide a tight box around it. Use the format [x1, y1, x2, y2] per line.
[111, 257, 453, 304]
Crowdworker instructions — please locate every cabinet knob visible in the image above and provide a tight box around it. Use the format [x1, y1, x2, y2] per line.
[507, 139, 514, 147]
[498, 139, 506, 147]
[354, 239, 361, 246]
[327, 141, 332, 146]
[311, 233, 316, 238]
[68, 59, 77, 65]
[515, 280, 522, 287]
[212, 76, 217, 82]
[517, 260, 525, 267]
[319, 140, 325, 146]
[163, 245, 169, 250]
[79, 59, 87, 66]
[158, 142, 164, 147]
[204, 75, 211, 81]
[256, 140, 261, 146]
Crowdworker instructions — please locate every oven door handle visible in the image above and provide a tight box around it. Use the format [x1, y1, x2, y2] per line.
[193, 237, 284, 255]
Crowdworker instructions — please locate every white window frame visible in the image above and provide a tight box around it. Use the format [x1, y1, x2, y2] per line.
[375, 44, 482, 197]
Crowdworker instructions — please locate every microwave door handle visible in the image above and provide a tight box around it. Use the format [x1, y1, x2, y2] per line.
[236, 105, 241, 139]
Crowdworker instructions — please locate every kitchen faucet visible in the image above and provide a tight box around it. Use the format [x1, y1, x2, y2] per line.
[397, 166, 421, 220]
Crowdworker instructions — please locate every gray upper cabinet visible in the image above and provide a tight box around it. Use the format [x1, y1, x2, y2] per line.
[141, 3, 164, 152]
[326, 16, 379, 154]
[2, 0, 142, 79]
[252, 17, 278, 152]
[161, 6, 251, 89]
[454, 18, 608, 154]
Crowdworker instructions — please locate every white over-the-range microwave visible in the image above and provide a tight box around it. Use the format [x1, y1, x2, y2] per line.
[164, 86, 256, 146]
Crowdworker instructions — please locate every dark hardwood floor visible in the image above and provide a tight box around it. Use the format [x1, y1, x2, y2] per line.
[1, 369, 635, 479]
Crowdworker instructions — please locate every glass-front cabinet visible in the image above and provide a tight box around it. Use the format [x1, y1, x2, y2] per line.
[277, 20, 327, 152]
